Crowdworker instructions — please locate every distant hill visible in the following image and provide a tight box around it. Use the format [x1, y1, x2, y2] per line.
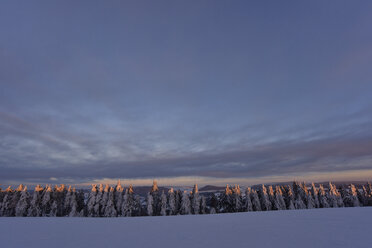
[199, 185, 225, 192]
[133, 186, 170, 196]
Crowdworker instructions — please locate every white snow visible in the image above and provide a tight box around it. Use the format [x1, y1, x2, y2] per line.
[1, 207, 371, 248]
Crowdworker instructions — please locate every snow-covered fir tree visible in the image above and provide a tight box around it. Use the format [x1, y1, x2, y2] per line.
[318, 184, 330, 208]
[347, 184, 360, 207]
[209, 193, 219, 214]
[283, 185, 295, 210]
[146, 192, 153, 216]
[220, 184, 233, 213]
[115, 180, 124, 216]
[200, 195, 207, 214]
[133, 195, 142, 216]
[310, 183, 320, 208]
[274, 186, 286, 210]
[244, 187, 253, 212]
[175, 190, 182, 215]
[259, 185, 272, 211]
[122, 185, 135, 217]
[232, 185, 242, 212]
[41, 185, 53, 216]
[99, 184, 110, 216]
[0, 186, 13, 216]
[15, 186, 30, 217]
[250, 189, 262, 211]
[93, 184, 104, 217]
[63, 186, 73, 216]
[103, 187, 117, 217]
[53, 184, 67, 216]
[5, 184, 25, 216]
[160, 191, 167, 216]
[168, 188, 176, 215]
[361, 184, 372, 206]
[306, 191, 315, 209]
[87, 184, 98, 217]
[149, 181, 161, 216]
[292, 182, 306, 209]
[68, 188, 79, 217]
[181, 190, 191, 215]
[191, 184, 201, 214]
[328, 182, 344, 208]
[27, 185, 44, 217]
[267, 186, 279, 210]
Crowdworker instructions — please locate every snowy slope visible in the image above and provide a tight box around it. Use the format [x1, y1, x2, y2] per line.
[1, 207, 371, 248]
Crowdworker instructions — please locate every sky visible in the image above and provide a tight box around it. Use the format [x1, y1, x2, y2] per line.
[1, 1, 372, 187]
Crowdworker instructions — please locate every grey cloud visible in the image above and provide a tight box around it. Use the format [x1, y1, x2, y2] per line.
[1, 1, 372, 185]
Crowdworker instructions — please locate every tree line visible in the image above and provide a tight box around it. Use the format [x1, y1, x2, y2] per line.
[0, 181, 371, 217]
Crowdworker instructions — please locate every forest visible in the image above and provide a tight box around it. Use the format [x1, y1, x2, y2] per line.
[0, 181, 370, 217]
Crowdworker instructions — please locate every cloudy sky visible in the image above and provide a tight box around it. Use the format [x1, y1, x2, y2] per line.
[1, 1, 372, 186]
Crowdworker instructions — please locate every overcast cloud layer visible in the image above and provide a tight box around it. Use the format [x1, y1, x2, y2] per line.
[1, 1, 372, 186]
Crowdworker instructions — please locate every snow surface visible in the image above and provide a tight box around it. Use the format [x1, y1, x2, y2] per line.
[1, 207, 371, 248]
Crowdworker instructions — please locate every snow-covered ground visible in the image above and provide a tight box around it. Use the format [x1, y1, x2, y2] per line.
[1, 207, 371, 248]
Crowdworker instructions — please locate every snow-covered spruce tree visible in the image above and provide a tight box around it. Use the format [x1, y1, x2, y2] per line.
[300, 182, 311, 207]
[244, 187, 253, 212]
[122, 185, 135, 217]
[168, 188, 176, 215]
[191, 184, 201, 214]
[68, 187, 79, 217]
[87, 184, 98, 217]
[175, 190, 182, 215]
[147, 192, 153, 216]
[5, 184, 25, 216]
[41, 185, 53, 216]
[349, 184, 360, 207]
[63, 186, 73, 216]
[306, 191, 315, 209]
[133, 195, 142, 216]
[160, 191, 167, 216]
[15, 186, 30, 217]
[0, 186, 13, 216]
[77, 189, 86, 216]
[357, 185, 368, 206]
[27, 185, 44, 217]
[327, 182, 338, 208]
[149, 181, 161, 216]
[219, 184, 233, 213]
[181, 190, 191, 215]
[339, 185, 357, 207]
[103, 187, 117, 217]
[53, 184, 67, 216]
[115, 180, 124, 216]
[209, 193, 219, 214]
[362, 184, 372, 206]
[250, 189, 262, 211]
[292, 182, 306, 209]
[274, 186, 286, 210]
[282, 185, 295, 210]
[328, 182, 344, 208]
[318, 184, 330, 208]
[200, 195, 207, 214]
[232, 185, 242, 212]
[268, 186, 279, 210]
[93, 184, 104, 217]
[310, 183, 320, 208]
[259, 185, 272, 211]
[99, 184, 110, 216]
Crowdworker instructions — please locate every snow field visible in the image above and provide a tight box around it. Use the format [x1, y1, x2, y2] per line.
[1, 207, 371, 248]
